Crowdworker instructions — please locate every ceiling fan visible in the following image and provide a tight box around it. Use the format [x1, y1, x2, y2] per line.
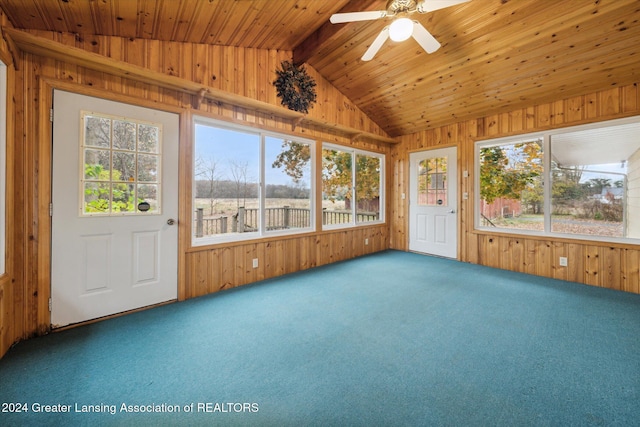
[330, 0, 471, 61]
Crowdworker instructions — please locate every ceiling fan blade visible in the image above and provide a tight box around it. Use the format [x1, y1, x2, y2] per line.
[412, 21, 441, 53]
[417, 0, 471, 13]
[362, 27, 390, 61]
[330, 10, 387, 24]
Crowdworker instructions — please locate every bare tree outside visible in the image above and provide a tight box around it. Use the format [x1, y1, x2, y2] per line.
[195, 155, 220, 215]
[228, 160, 254, 210]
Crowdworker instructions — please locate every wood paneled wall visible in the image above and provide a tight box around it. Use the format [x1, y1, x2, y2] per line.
[390, 83, 640, 294]
[185, 227, 388, 299]
[0, 28, 392, 359]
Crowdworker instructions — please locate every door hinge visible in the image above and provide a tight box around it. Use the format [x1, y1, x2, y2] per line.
[49, 203, 53, 217]
[48, 298, 52, 312]
[50, 108, 53, 122]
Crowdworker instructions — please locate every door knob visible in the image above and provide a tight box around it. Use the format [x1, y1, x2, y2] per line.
[448, 210, 456, 214]
[167, 218, 176, 225]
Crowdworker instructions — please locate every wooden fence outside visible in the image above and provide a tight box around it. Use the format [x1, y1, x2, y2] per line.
[194, 207, 379, 237]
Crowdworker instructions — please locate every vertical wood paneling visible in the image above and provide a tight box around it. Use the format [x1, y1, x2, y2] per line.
[584, 246, 600, 287]
[599, 88, 620, 117]
[622, 248, 640, 293]
[551, 242, 568, 281]
[566, 243, 584, 284]
[565, 95, 584, 123]
[600, 247, 621, 290]
[621, 83, 638, 113]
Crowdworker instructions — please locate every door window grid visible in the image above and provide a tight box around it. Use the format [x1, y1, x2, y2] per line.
[80, 112, 162, 216]
[418, 156, 448, 206]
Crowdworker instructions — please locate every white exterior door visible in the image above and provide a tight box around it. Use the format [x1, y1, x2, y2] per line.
[409, 147, 458, 258]
[51, 90, 179, 327]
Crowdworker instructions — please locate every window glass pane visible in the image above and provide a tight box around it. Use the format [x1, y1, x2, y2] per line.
[551, 122, 640, 239]
[322, 148, 353, 226]
[194, 124, 260, 237]
[355, 154, 381, 222]
[266, 137, 312, 231]
[478, 139, 544, 230]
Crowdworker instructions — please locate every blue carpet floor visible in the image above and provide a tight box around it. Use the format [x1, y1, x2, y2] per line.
[1, 250, 639, 426]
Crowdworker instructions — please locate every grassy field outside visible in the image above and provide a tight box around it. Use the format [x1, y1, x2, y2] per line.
[485, 214, 623, 237]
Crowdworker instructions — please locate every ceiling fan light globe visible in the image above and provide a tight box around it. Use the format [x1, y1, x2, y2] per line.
[389, 17, 413, 42]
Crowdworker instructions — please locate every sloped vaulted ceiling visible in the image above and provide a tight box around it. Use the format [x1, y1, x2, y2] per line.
[2, 0, 639, 137]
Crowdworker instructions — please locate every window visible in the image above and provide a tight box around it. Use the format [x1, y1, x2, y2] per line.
[81, 112, 162, 215]
[193, 117, 314, 244]
[476, 117, 640, 243]
[322, 143, 384, 228]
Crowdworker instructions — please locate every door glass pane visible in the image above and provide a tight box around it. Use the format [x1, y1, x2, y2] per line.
[112, 183, 135, 212]
[113, 120, 136, 150]
[81, 112, 162, 215]
[112, 151, 135, 182]
[138, 154, 158, 182]
[84, 182, 110, 214]
[138, 184, 159, 213]
[84, 116, 110, 147]
[138, 123, 159, 153]
[418, 156, 448, 206]
[84, 149, 110, 180]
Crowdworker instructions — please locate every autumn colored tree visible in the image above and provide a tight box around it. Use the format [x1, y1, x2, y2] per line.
[479, 142, 542, 204]
[272, 140, 311, 183]
[273, 142, 380, 204]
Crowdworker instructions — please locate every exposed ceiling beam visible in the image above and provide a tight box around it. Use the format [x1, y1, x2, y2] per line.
[293, 0, 383, 65]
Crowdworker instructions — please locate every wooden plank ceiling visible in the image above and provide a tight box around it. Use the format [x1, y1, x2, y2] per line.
[2, 0, 639, 137]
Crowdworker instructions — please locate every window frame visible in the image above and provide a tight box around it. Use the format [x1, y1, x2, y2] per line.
[321, 142, 385, 230]
[192, 116, 316, 246]
[474, 115, 640, 244]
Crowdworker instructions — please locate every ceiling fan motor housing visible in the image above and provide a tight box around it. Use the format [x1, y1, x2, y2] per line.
[387, 0, 419, 15]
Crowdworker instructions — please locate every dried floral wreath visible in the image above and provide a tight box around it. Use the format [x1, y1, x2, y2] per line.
[273, 60, 317, 113]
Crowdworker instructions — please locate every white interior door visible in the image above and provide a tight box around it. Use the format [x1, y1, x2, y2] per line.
[51, 90, 179, 327]
[409, 147, 458, 258]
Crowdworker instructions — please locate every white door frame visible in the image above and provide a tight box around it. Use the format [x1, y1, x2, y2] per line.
[408, 146, 458, 258]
